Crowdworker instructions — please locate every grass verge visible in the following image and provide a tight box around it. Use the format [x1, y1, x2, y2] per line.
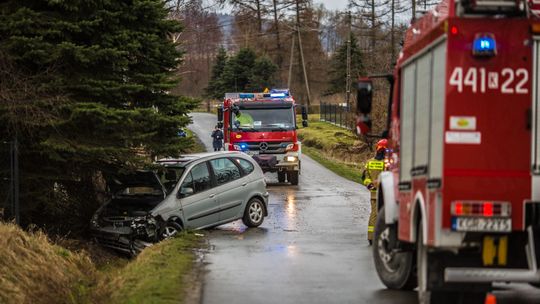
[108, 233, 202, 304]
[302, 146, 362, 183]
[298, 118, 372, 184]
[0, 222, 205, 304]
[186, 129, 206, 153]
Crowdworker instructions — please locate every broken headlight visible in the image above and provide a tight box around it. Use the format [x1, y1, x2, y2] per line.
[131, 215, 158, 239]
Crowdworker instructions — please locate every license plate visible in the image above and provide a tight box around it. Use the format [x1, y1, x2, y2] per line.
[247, 151, 259, 156]
[453, 217, 511, 232]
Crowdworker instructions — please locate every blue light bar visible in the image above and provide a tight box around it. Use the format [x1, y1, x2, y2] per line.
[239, 143, 248, 150]
[270, 89, 289, 97]
[472, 34, 496, 56]
[239, 93, 255, 99]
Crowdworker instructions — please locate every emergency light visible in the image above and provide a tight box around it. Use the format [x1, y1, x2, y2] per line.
[472, 34, 496, 57]
[239, 93, 255, 99]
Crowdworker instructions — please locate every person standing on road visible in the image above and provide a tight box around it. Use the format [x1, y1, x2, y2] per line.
[211, 125, 223, 151]
[362, 139, 388, 245]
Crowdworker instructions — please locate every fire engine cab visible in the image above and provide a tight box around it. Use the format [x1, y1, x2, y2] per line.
[357, 0, 540, 303]
[217, 89, 308, 185]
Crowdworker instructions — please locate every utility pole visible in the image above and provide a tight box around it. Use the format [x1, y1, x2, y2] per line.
[297, 26, 311, 106]
[371, 0, 376, 52]
[288, 30, 296, 89]
[294, 0, 311, 106]
[346, 11, 352, 110]
[391, 0, 395, 63]
[412, 0, 417, 21]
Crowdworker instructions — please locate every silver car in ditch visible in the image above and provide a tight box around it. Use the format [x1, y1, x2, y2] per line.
[91, 151, 269, 255]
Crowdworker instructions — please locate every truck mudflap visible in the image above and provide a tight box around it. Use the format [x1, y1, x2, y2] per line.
[444, 226, 540, 283]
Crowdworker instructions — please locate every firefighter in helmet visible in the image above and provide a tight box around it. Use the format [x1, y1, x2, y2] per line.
[362, 139, 388, 244]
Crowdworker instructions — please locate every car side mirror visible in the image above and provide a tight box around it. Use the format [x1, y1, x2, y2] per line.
[356, 78, 373, 115]
[177, 187, 194, 198]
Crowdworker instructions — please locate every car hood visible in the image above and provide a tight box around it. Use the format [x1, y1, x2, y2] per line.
[106, 170, 164, 194]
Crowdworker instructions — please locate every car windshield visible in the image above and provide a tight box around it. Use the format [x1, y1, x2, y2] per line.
[231, 107, 295, 131]
[156, 167, 186, 194]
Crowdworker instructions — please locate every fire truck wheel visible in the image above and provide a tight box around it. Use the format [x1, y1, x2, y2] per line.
[278, 171, 286, 183]
[416, 222, 485, 304]
[287, 171, 299, 185]
[372, 208, 417, 290]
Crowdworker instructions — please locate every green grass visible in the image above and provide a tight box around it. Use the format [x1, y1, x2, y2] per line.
[297, 116, 370, 184]
[108, 233, 202, 304]
[185, 129, 206, 153]
[302, 146, 363, 183]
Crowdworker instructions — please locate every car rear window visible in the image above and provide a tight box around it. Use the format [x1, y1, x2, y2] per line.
[234, 158, 254, 175]
[210, 158, 242, 185]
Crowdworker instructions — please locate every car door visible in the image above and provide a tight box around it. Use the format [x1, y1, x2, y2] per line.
[208, 157, 246, 222]
[179, 162, 219, 229]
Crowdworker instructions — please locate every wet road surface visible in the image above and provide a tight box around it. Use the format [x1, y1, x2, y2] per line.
[189, 112, 540, 304]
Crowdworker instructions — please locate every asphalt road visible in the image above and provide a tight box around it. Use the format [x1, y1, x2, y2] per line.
[188, 112, 540, 304]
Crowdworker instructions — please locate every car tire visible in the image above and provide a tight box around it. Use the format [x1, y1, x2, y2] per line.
[161, 221, 183, 240]
[278, 171, 286, 183]
[287, 171, 299, 185]
[242, 198, 265, 227]
[373, 208, 417, 290]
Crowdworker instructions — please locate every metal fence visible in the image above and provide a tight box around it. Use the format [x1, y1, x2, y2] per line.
[0, 139, 19, 223]
[319, 102, 356, 130]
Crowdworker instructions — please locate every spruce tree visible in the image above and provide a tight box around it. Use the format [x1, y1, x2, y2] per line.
[0, 0, 198, 230]
[327, 33, 365, 95]
[205, 47, 228, 99]
[221, 48, 257, 91]
[248, 56, 278, 91]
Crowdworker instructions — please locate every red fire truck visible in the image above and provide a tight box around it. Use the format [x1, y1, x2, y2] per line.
[217, 89, 308, 185]
[356, 0, 540, 303]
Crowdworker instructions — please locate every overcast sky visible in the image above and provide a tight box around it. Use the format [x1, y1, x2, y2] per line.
[314, 0, 349, 11]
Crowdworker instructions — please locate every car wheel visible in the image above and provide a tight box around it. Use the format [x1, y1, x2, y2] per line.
[287, 171, 299, 185]
[161, 221, 183, 239]
[278, 171, 286, 183]
[373, 208, 417, 290]
[242, 198, 265, 227]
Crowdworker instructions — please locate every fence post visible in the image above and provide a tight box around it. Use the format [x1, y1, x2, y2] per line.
[339, 106, 342, 128]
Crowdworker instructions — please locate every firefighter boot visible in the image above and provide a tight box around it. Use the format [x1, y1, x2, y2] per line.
[367, 196, 377, 244]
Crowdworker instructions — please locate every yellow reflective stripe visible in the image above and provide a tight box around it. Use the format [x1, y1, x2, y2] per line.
[498, 236, 508, 266]
[367, 226, 374, 232]
[367, 161, 384, 170]
[482, 236, 496, 266]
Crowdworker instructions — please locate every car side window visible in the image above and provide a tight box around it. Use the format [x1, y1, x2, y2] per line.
[234, 158, 254, 175]
[191, 162, 213, 194]
[179, 172, 194, 197]
[209, 158, 242, 185]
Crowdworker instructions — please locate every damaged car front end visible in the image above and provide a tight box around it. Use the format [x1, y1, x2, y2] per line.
[90, 171, 169, 256]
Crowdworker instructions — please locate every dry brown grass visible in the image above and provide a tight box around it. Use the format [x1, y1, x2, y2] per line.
[0, 223, 99, 304]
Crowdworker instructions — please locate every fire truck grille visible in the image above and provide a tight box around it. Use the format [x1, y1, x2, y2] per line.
[245, 142, 293, 154]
